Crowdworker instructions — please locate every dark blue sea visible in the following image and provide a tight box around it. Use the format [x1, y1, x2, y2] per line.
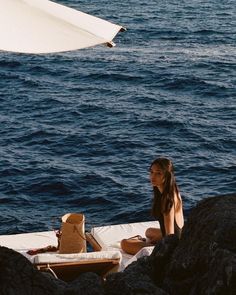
[0, 0, 235, 235]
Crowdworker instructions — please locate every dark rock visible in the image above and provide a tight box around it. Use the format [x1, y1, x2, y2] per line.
[150, 234, 179, 286]
[104, 256, 168, 295]
[162, 194, 236, 295]
[64, 272, 104, 295]
[0, 246, 65, 295]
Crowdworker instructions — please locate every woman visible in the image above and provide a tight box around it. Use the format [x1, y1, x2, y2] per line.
[145, 157, 184, 244]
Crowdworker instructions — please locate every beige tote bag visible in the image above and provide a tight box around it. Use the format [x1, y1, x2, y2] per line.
[58, 213, 86, 254]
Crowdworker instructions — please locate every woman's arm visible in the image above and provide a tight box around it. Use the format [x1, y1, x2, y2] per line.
[163, 204, 175, 235]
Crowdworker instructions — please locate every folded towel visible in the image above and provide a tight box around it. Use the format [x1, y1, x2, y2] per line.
[27, 245, 58, 255]
[33, 250, 121, 264]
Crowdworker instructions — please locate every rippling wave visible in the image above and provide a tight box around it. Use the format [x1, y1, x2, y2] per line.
[0, 0, 235, 234]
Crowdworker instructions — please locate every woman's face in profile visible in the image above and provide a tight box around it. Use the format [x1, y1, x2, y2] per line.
[150, 164, 165, 188]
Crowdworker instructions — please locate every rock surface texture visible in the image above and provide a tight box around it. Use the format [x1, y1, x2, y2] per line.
[0, 194, 235, 295]
[161, 194, 236, 295]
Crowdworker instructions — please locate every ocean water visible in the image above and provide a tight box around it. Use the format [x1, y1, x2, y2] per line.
[0, 0, 235, 235]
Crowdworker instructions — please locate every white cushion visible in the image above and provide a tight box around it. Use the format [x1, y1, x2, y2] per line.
[91, 221, 159, 271]
[122, 246, 154, 269]
[0, 231, 57, 251]
[33, 250, 121, 264]
[0, 231, 57, 262]
[91, 221, 159, 251]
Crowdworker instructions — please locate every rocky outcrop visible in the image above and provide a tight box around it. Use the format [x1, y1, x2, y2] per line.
[161, 194, 236, 295]
[0, 246, 65, 295]
[105, 256, 167, 295]
[63, 272, 104, 295]
[0, 194, 235, 295]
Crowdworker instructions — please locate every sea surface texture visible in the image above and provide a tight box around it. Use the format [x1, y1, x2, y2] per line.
[0, 0, 235, 234]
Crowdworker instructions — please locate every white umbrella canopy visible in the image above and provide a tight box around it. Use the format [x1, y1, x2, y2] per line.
[0, 0, 125, 54]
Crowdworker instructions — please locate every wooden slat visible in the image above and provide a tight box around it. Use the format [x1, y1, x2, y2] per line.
[36, 258, 119, 282]
[85, 232, 102, 251]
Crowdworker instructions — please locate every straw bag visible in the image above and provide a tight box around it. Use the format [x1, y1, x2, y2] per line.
[58, 213, 86, 254]
[120, 235, 147, 255]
